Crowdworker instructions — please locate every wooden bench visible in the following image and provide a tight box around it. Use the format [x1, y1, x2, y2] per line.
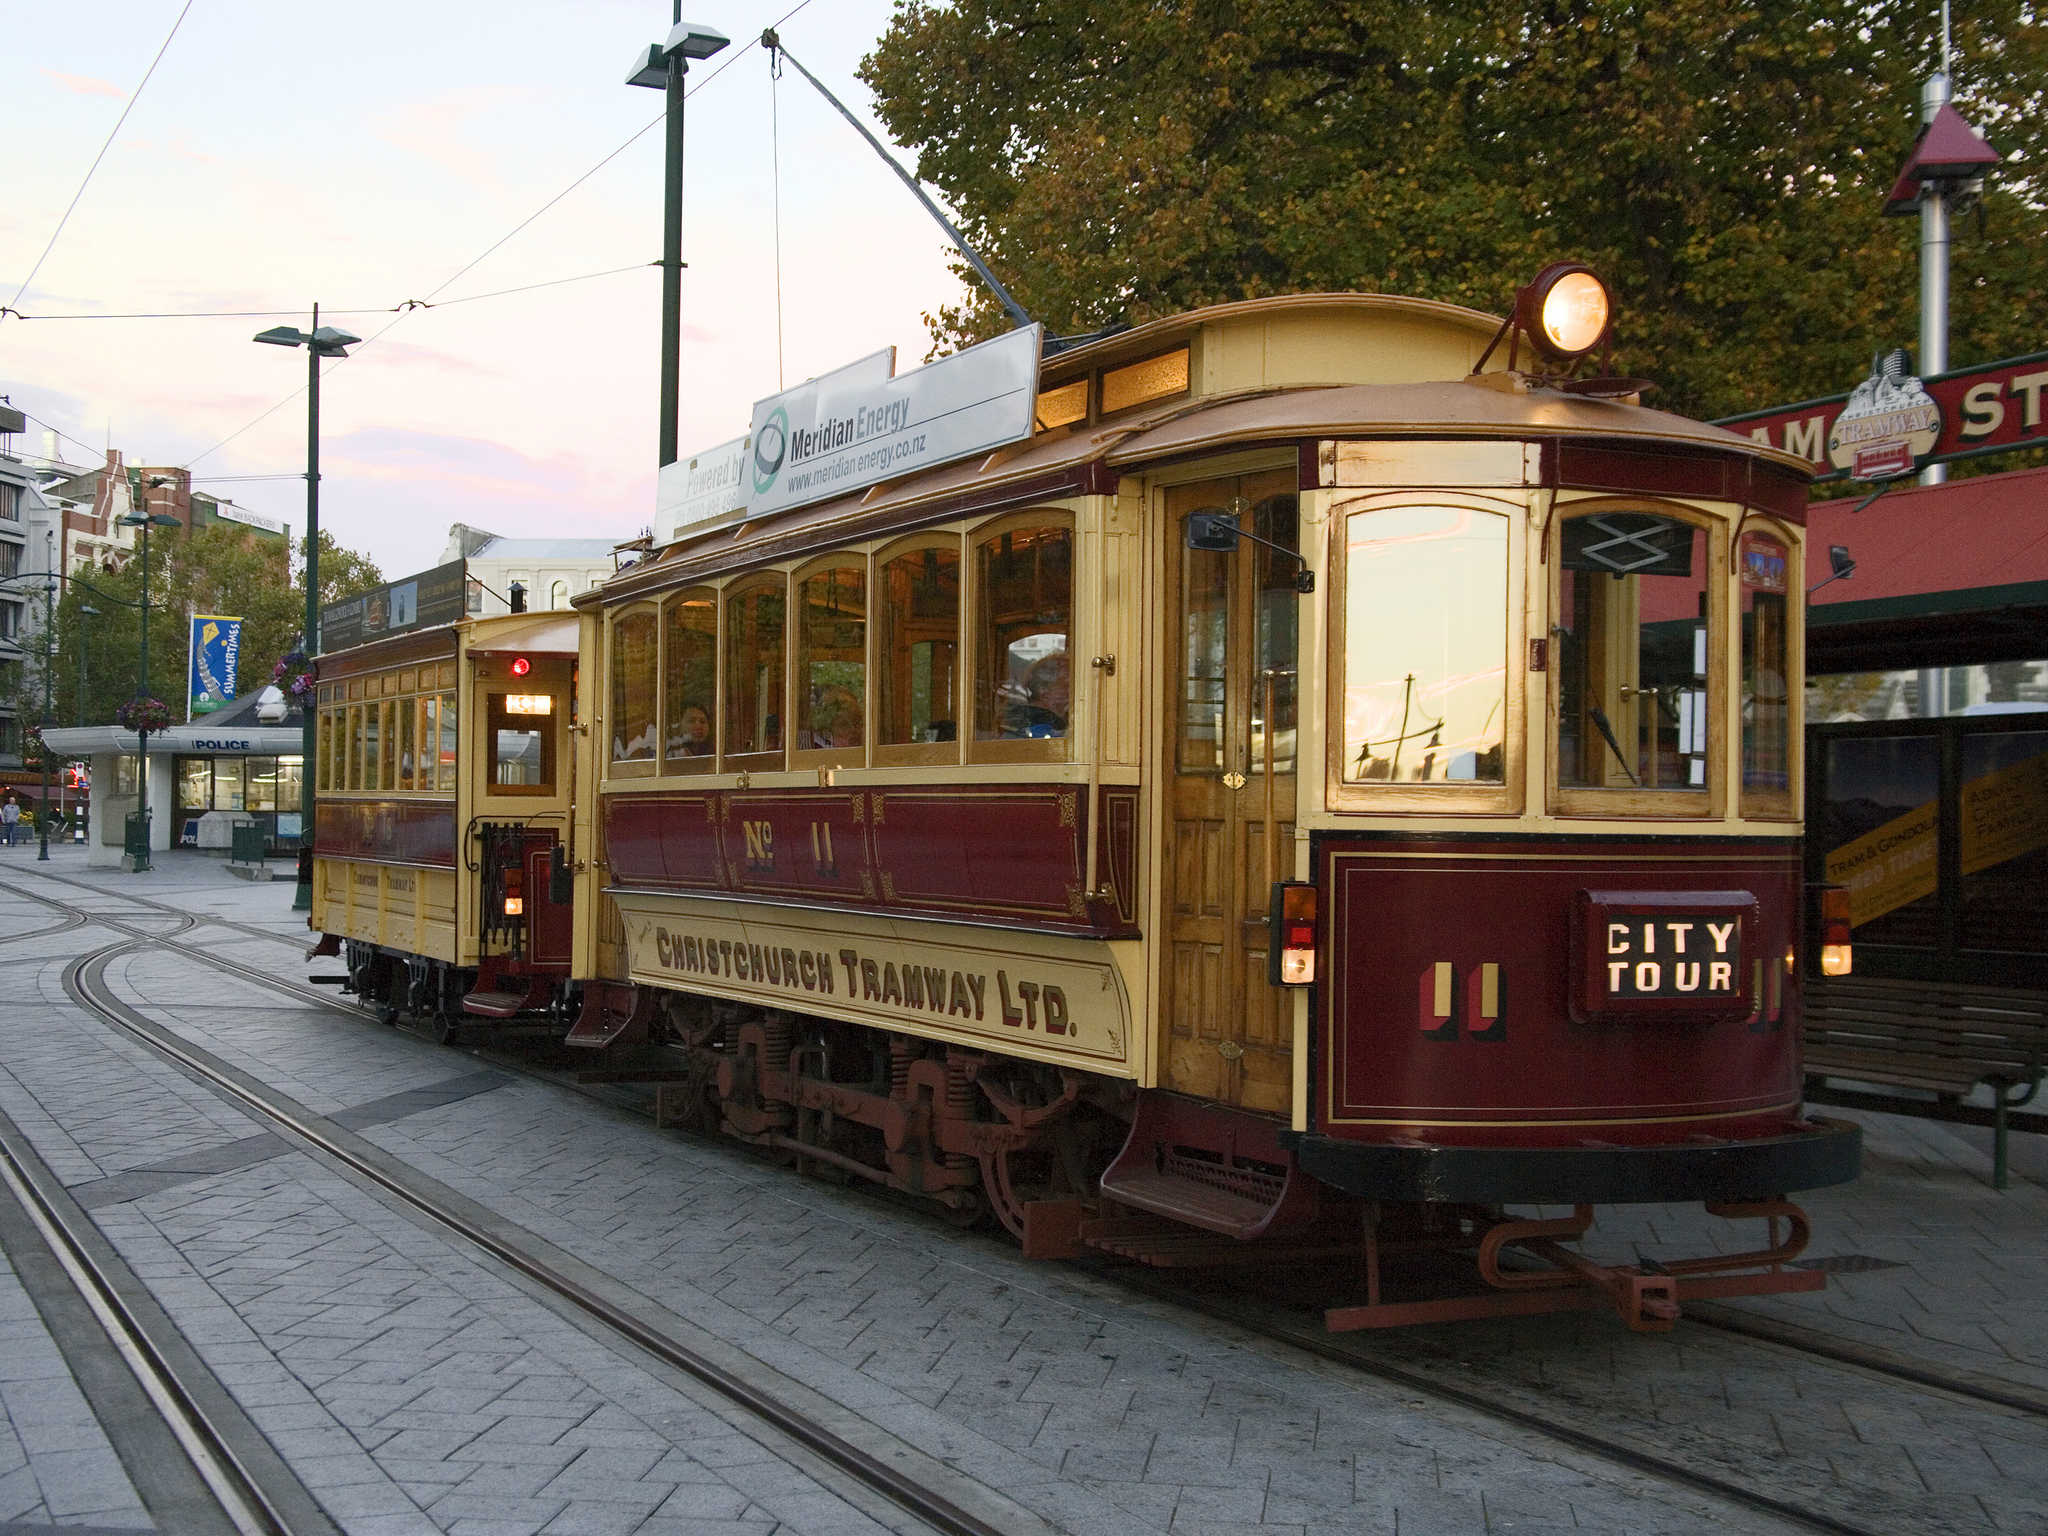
[1803, 976, 2048, 1189]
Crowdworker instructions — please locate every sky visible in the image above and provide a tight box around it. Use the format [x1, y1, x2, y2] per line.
[1, 1, 970, 581]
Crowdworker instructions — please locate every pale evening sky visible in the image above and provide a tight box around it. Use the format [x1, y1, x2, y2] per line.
[1, 1, 968, 580]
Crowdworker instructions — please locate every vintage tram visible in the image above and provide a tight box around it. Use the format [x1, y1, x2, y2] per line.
[311, 275, 1860, 1331]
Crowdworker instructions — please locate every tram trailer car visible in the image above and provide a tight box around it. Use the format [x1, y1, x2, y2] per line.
[309, 610, 587, 1041]
[314, 276, 1861, 1332]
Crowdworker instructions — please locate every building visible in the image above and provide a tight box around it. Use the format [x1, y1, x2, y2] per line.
[0, 407, 37, 767]
[440, 523, 623, 616]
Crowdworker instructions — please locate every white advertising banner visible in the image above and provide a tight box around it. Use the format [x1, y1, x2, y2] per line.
[654, 433, 752, 546]
[746, 325, 1042, 519]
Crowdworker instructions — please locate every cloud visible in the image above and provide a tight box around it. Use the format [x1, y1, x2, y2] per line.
[328, 426, 590, 504]
[39, 67, 124, 99]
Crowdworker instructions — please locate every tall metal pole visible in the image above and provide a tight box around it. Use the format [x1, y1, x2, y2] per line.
[134, 499, 154, 872]
[659, 4, 686, 468]
[38, 530, 53, 861]
[296, 305, 321, 911]
[1918, 68, 1952, 488]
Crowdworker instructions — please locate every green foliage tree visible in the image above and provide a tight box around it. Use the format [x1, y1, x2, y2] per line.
[0, 528, 382, 735]
[862, 0, 2048, 419]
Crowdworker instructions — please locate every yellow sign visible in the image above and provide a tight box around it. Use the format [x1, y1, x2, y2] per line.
[614, 893, 1136, 1074]
[1825, 748, 2048, 927]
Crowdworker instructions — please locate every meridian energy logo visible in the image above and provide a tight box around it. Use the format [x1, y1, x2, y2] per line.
[753, 407, 789, 494]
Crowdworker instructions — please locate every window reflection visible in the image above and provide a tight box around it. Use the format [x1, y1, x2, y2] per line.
[1343, 505, 1507, 784]
[724, 577, 786, 757]
[974, 524, 1072, 743]
[879, 543, 960, 747]
[610, 609, 658, 764]
[1557, 511, 1708, 792]
[663, 590, 716, 764]
[796, 566, 866, 751]
[1739, 532, 1791, 798]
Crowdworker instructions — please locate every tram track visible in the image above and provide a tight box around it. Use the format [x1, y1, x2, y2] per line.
[19, 882, 1031, 1536]
[9, 869, 2044, 1534]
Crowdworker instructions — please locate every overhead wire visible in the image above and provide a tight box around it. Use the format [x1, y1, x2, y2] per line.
[5, 0, 197, 314]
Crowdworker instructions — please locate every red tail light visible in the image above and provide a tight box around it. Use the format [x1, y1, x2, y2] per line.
[503, 866, 525, 918]
[1268, 881, 1318, 986]
[1816, 884, 1852, 976]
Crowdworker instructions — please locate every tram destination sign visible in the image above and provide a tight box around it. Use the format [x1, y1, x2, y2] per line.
[1569, 890, 1758, 1024]
[746, 324, 1043, 520]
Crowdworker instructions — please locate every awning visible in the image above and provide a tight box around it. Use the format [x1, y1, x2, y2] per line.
[40, 725, 306, 757]
[1808, 464, 2048, 672]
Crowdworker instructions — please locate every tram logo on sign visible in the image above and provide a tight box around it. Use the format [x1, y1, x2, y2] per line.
[753, 406, 790, 493]
[1828, 349, 1942, 481]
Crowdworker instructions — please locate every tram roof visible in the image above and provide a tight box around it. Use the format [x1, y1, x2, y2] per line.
[600, 293, 1811, 602]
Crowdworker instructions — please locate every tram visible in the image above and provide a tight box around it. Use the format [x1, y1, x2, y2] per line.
[311, 271, 1861, 1332]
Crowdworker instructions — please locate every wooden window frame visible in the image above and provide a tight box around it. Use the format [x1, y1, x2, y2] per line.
[1325, 490, 1527, 816]
[789, 554, 871, 773]
[1547, 495, 1727, 820]
[1736, 516, 1802, 822]
[661, 585, 721, 776]
[483, 690, 557, 796]
[607, 602, 661, 780]
[872, 531, 965, 770]
[722, 571, 790, 770]
[966, 510, 1076, 768]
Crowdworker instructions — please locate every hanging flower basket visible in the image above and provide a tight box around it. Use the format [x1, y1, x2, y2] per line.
[274, 651, 317, 704]
[117, 696, 174, 735]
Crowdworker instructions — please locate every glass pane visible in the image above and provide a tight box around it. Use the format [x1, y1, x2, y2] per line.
[219, 759, 246, 811]
[1960, 730, 2048, 954]
[178, 759, 212, 811]
[396, 696, 416, 791]
[879, 544, 959, 745]
[1820, 735, 1940, 947]
[1345, 505, 1508, 783]
[247, 757, 278, 812]
[1251, 494, 1300, 776]
[724, 579, 786, 756]
[663, 591, 717, 762]
[1557, 512, 1708, 791]
[1739, 533, 1792, 795]
[363, 703, 383, 792]
[277, 758, 302, 818]
[1809, 658, 2048, 722]
[1178, 533, 1230, 775]
[489, 695, 552, 789]
[797, 566, 866, 750]
[379, 700, 397, 792]
[610, 610, 658, 763]
[438, 693, 458, 791]
[975, 525, 1072, 741]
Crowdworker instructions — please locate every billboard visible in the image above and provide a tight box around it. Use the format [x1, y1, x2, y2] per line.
[319, 560, 468, 654]
[188, 615, 243, 718]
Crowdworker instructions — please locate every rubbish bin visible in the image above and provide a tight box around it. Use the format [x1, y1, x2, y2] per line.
[124, 811, 151, 869]
[230, 822, 267, 865]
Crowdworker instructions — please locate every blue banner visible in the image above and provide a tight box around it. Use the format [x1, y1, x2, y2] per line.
[188, 614, 243, 718]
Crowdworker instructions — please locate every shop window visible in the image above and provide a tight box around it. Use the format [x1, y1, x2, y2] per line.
[610, 608, 658, 764]
[247, 757, 280, 812]
[795, 564, 865, 754]
[1556, 509, 1712, 796]
[724, 576, 787, 759]
[662, 589, 717, 765]
[178, 758, 213, 811]
[488, 693, 554, 792]
[878, 541, 959, 750]
[1342, 504, 1507, 784]
[973, 523, 1072, 746]
[1739, 531, 1793, 809]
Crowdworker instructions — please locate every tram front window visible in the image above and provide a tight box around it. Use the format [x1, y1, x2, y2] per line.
[1557, 510, 1712, 794]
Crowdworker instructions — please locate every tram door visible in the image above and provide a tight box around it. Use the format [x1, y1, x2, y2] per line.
[1161, 471, 1300, 1114]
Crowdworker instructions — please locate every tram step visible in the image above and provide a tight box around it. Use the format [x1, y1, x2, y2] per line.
[1094, 1092, 1327, 1240]
[462, 989, 539, 1018]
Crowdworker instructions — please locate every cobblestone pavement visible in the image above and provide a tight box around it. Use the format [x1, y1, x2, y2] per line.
[3, 848, 2047, 1535]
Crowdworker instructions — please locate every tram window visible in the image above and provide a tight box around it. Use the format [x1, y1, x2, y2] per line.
[796, 565, 866, 753]
[1035, 379, 1087, 433]
[1101, 346, 1190, 416]
[437, 692, 458, 792]
[878, 541, 960, 749]
[1252, 495, 1300, 776]
[662, 589, 717, 766]
[1557, 510, 1711, 793]
[487, 693, 554, 792]
[974, 524, 1073, 744]
[382, 699, 400, 793]
[1342, 504, 1507, 784]
[396, 695, 416, 791]
[610, 608, 658, 764]
[1740, 531, 1792, 806]
[724, 576, 787, 759]
[316, 712, 332, 793]
[363, 703, 383, 793]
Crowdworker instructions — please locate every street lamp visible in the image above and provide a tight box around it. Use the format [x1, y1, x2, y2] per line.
[254, 307, 359, 911]
[116, 480, 179, 873]
[76, 605, 99, 727]
[626, 13, 729, 467]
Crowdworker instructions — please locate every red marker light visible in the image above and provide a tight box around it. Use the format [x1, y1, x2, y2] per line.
[510, 656, 531, 677]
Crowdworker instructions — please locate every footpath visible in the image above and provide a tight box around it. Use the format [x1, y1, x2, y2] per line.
[2, 844, 2045, 1535]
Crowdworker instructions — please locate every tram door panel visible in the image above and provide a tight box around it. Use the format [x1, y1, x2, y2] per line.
[1162, 472, 1300, 1113]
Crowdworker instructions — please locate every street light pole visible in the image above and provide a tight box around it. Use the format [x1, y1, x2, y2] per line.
[116, 484, 179, 873]
[254, 306, 359, 912]
[76, 606, 98, 727]
[38, 530, 54, 862]
[625, 13, 728, 468]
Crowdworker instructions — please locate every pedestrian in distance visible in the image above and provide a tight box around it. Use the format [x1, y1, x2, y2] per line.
[0, 793, 19, 847]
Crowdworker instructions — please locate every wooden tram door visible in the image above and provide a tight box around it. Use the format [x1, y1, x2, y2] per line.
[1161, 471, 1301, 1114]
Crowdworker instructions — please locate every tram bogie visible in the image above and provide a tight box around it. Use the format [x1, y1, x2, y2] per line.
[310, 280, 1860, 1331]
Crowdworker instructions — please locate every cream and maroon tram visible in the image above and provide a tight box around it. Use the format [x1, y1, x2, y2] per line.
[308, 609, 586, 1041]
[356, 275, 1858, 1331]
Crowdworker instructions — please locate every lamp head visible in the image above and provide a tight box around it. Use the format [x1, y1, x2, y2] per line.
[665, 21, 730, 60]
[1829, 545, 1856, 580]
[1515, 262, 1613, 365]
[309, 325, 360, 355]
[253, 325, 308, 348]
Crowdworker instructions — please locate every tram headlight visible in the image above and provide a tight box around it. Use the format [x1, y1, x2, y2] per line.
[1517, 262, 1612, 363]
[1268, 881, 1319, 987]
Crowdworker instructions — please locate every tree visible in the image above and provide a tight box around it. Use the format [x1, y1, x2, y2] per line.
[862, 1, 2048, 419]
[0, 528, 383, 731]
